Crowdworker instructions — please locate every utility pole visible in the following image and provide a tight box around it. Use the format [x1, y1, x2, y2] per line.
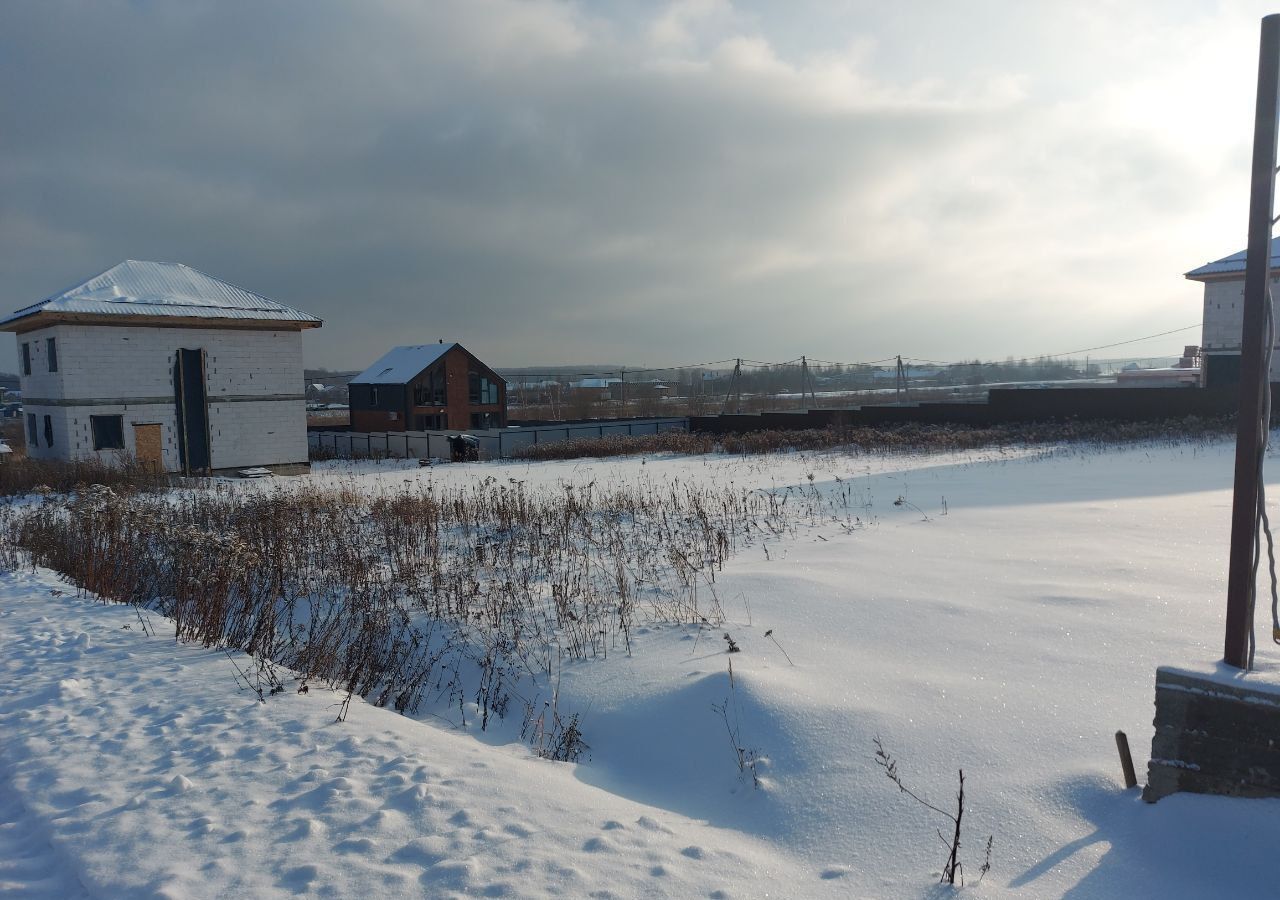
[722, 358, 743, 415]
[1225, 13, 1280, 670]
[800, 356, 819, 408]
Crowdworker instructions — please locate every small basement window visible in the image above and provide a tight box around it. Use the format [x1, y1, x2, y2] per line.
[46, 337, 57, 372]
[91, 415, 125, 451]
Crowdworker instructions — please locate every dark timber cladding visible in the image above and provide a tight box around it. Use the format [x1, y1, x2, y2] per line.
[174, 348, 212, 474]
[1224, 13, 1280, 670]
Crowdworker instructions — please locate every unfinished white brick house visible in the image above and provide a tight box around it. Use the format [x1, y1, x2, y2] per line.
[1186, 236, 1280, 388]
[0, 261, 322, 474]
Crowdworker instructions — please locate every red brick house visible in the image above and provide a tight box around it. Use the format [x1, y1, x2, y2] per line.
[348, 343, 506, 432]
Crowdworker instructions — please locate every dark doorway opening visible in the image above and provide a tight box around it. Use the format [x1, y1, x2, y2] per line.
[174, 348, 211, 473]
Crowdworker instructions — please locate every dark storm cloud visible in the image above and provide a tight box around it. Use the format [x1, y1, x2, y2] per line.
[0, 1, 1267, 370]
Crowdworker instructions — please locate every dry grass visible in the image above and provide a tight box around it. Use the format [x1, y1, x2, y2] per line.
[0, 456, 179, 497]
[0, 471, 856, 754]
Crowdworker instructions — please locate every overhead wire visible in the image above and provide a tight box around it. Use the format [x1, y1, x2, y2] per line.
[500, 324, 1203, 380]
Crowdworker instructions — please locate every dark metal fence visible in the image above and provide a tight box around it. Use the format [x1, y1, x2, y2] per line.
[308, 417, 688, 461]
[690, 387, 1250, 434]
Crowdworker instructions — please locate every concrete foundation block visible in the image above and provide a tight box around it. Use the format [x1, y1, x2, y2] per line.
[1144, 666, 1280, 802]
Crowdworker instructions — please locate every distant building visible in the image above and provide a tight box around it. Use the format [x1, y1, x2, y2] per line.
[1116, 367, 1201, 388]
[1186, 238, 1280, 387]
[568, 377, 621, 401]
[0, 260, 321, 473]
[348, 343, 507, 432]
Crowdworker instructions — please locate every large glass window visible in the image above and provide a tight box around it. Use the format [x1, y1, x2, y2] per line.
[469, 372, 499, 405]
[413, 366, 446, 406]
[91, 415, 125, 451]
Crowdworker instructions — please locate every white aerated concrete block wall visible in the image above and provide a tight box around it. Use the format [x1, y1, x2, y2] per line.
[208, 400, 307, 470]
[14, 323, 308, 471]
[1200, 276, 1280, 381]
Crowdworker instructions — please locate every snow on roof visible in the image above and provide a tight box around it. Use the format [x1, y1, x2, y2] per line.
[350, 344, 458, 384]
[1, 260, 321, 327]
[1185, 237, 1280, 279]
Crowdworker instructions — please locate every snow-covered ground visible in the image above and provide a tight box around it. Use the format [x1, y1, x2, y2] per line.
[3, 438, 1280, 898]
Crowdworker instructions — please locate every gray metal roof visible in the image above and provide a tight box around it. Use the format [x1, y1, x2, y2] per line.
[2, 260, 322, 326]
[351, 343, 458, 384]
[1185, 237, 1280, 279]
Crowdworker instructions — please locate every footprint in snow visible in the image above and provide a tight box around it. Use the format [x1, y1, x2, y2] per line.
[635, 816, 673, 834]
[283, 817, 324, 841]
[188, 817, 218, 837]
[278, 864, 320, 891]
[333, 837, 377, 855]
[680, 846, 706, 860]
[387, 838, 446, 868]
[819, 866, 851, 880]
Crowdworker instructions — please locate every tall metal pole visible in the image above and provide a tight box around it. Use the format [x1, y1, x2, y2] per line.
[1224, 14, 1280, 669]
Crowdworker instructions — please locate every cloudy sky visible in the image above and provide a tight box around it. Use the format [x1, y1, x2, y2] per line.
[1, 1, 1276, 372]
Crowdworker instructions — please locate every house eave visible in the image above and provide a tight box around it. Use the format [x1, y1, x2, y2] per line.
[0, 311, 323, 335]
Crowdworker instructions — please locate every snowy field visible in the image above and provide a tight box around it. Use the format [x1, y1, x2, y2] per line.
[3, 438, 1280, 898]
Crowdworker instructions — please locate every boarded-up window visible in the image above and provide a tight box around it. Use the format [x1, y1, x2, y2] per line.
[91, 415, 125, 451]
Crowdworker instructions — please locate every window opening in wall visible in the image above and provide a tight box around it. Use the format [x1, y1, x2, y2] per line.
[91, 415, 125, 451]
[26, 413, 36, 446]
[46, 337, 57, 372]
[370, 386, 379, 405]
[413, 366, 447, 406]
[469, 372, 499, 405]
[21, 343, 30, 376]
[43, 415, 52, 448]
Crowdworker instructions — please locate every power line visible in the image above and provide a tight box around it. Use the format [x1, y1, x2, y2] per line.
[499, 322, 1203, 380]
[1041, 323, 1201, 360]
